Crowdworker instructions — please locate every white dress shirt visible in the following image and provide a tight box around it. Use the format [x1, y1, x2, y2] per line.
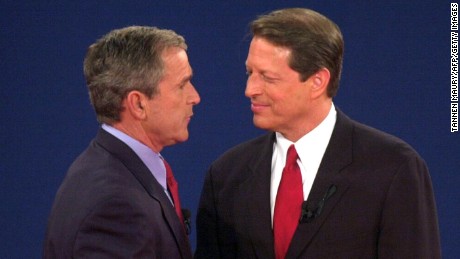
[270, 104, 337, 223]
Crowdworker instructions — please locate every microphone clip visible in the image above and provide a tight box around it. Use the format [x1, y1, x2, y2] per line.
[299, 184, 337, 223]
[182, 208, 192, 235]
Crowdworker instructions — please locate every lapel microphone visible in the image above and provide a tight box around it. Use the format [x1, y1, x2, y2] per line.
[299, 184, 337, 223]
[182, 208, 192, 235]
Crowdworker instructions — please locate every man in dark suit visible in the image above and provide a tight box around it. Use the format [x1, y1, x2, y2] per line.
[44, 26, 200, 258]
[195, 8, 441, 258]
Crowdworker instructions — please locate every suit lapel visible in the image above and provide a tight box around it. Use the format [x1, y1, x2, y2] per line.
[236, 133, 276, 259]
[95, 129, 192, 258]
[287, 109, 354, 258]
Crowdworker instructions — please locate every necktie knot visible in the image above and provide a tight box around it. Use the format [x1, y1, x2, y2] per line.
[163, 159, 176, 187]
[286, 145, 299, 165]
[165, 164, 176, 187]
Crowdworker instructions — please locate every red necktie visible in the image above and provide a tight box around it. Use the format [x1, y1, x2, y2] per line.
[273, 145, 303, 259]
[163, 159, 185, 227]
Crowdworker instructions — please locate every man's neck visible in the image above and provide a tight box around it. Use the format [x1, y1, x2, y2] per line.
[111, 121, 163, 153]
[280, 100, 333, 142]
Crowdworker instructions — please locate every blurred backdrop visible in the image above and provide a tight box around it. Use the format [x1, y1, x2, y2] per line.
[1, 0, 458, 257]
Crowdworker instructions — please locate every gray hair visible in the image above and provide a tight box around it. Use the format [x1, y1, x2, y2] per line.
[83, 26, 187, 124]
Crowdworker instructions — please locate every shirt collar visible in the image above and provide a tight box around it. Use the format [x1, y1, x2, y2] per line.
[101, 124, 167, 190]
[275, 103, 337, 164]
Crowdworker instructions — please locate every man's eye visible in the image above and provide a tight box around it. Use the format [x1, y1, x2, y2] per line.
[261, 74, 275, 82]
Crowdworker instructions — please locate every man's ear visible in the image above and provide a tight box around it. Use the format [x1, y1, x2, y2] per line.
[309, 68, 330, 99]
[125, 91, 147, 120]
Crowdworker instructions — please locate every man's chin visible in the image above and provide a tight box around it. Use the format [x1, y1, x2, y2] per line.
[253, 118, 272, 131]
[177, 131, 190, 143]
[165, 132, 189, 147]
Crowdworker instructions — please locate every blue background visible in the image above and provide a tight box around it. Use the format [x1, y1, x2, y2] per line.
[1, 1, 458, 257]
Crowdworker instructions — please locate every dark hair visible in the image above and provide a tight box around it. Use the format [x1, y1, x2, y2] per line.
[251, 8, 343, 97]
[83, 26, 187, 124]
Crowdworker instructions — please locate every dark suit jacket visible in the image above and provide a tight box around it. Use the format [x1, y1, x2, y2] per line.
[195, 109, 441, 258]
[44, 129, 192, 258]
